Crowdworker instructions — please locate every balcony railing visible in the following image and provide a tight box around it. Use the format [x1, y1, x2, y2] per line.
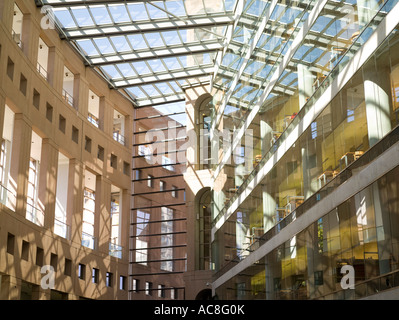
[37, 62, 48, 81]
[113, 131, 125, 146]
[54, 218, 71, 240]
[109, 242, 123, 259]
[0, 183, 16, 211]
[88, 112, 99, 128]
[26, 202, 44, 227]
[62, 89, 76, 110]
[82, 232, 97, 250]
[12, 30, 23, 49]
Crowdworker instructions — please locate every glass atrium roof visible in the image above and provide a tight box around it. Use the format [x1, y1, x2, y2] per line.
[36, 0, 237, 107]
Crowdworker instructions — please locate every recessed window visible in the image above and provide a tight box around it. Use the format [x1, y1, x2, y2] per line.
[72, 126, 79, 143]
[33, 89, 40, 109]
[92, 268, 99, 284]
[160, 180, 165, 191]
[147, 175, 153, 188]
[65, 258, 72, 276]
[36, 247, 44, 267]
[119, 276, 126, 290]
[106, 272, 113, 287]
[97, 145, 104, 161]
[46, 103, 53, 122]
[7, 233, 15, 255]
[145, 281, 152, 296]
[110, 154, 117, 169]
[21, 240, 29, 261]
[132, 279, 139, 292]
[59, 115, 66, 133]
[19, 73, 27, 96]
[85, 136, 92, 153]
[7, 57, 14, 80]
[123, 161, 130, 175]
[50, 253, 58, 272]
[78, 263, 86, 280]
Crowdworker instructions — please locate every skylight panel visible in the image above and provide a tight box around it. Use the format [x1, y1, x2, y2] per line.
[146, 2, 167, 19]
[161, 31, 182, 46]
[225, 0, 237, 12]
[126, 87, 147, 99]
[110, 36, 131, 53]
[71, 7, 94, 27]
[127, 34, 148, 50]
[128, 3, 149, 21]
[100, 65, 121, 79]
[76, 39, 99, 56]
[144, 33, 165, 48]
[116, 63, 136, 78]
[165, 1, 187, 17]
[155, 83, 174, 95]
[140, 84, 160, 97]
[53, 9, 77, 28]
[89, 6, 112, 25]
[93, 38, 115, 55]
[147, 59, 167, 73]
[132, 61, 151, 75]
[108, 4, 131, 24]
[163, 57, 182, 71]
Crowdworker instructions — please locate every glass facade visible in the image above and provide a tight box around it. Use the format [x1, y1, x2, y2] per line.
[210, 0, 399, 300]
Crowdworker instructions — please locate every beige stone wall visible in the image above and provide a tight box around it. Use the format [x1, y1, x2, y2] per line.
[0, 0, 132, 300]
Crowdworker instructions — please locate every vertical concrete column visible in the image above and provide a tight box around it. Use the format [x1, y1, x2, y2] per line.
[21, 13, 41, 64]
[298, 64, 314, 110]
[102, 98, 114, 137]
[9, 114, 32, 217]
[363, 63, 392, 147]
[0, 1, 14, 34]
[47, 46, 64, 92]
[67, 159, 84, 245]
[95, 175, 112, 254]
[39, 138, 59, 232]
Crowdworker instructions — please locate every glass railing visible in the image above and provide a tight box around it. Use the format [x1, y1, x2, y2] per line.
[213, 0, 399, 228]
[82, 232, 97, 250]
[109, 242, 123, 259]
[213, 124, 399, 281]
[88, 112, 99, 128]
[54, 218, 71, 240]
[26, 202, 45, 227]
[113, 131, 125, 146]
[0, 183, 16, 211]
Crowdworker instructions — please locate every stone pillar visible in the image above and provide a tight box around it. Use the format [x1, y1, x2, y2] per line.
[9, 114, 32, 217]
[95, 175, 112, 254]
[260, 115, 272, 157]
[47, 46, 64, 92]
[39, 139, 59, 231]
[67, 159, 84, 245]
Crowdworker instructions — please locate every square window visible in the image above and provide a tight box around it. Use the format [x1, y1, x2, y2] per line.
[119, 276, 126, 290]
[36, 247, 44, 267]
[46, 103, 53, 122]
[7, 233, 15, 255]
[33, 89, 40, 109]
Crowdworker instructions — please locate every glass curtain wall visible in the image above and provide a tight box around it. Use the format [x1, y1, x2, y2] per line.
[211, 0, 399, 272]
